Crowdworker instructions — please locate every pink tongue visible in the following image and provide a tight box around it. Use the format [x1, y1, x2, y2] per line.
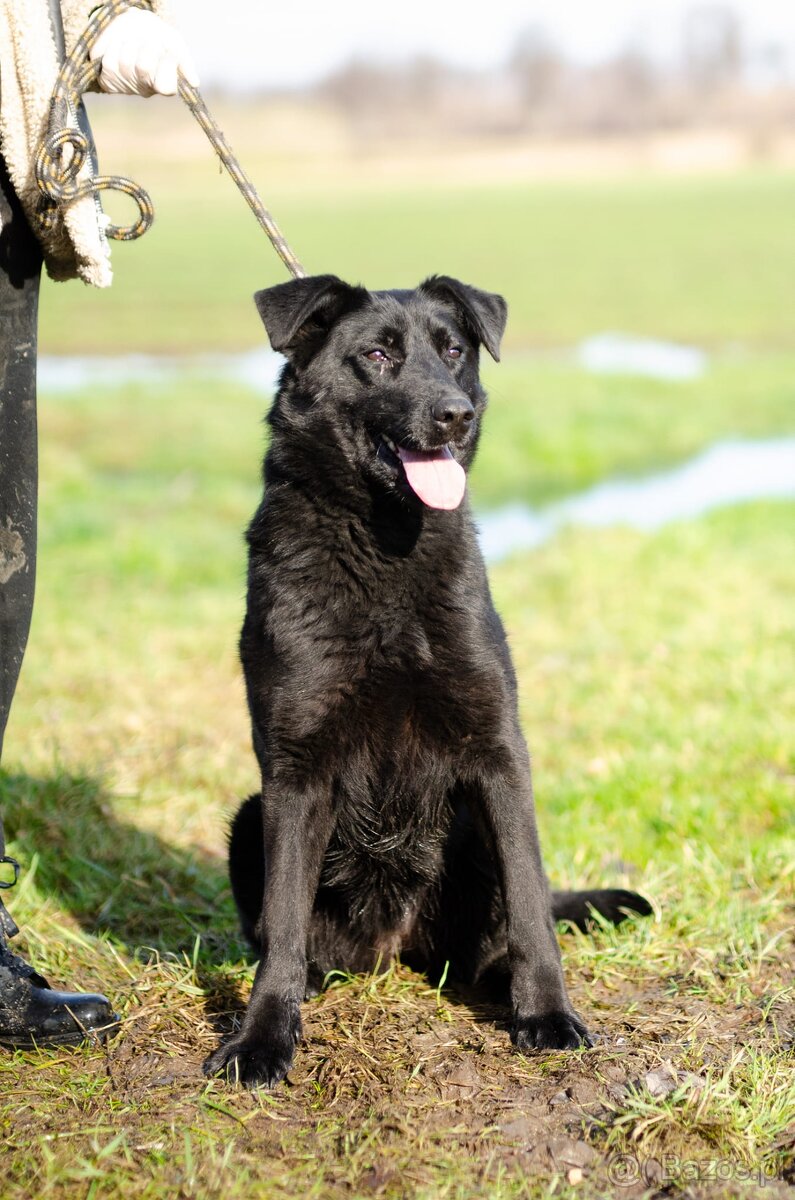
[397, 446, 466, 510]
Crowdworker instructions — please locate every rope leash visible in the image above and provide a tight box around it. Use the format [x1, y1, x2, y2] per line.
[35, 0, 306, 279]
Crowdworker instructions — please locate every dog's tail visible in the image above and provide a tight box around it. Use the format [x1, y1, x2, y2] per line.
[550, 888, 653, 931]
[228, 793, 265, 948]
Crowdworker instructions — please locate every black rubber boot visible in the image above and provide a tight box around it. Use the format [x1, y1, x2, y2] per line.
[0, 938, 120, 1049]
[0, 830, 119, 1050]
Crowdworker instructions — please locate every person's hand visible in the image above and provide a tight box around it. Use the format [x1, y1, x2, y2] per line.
[90, 7, 199, 97]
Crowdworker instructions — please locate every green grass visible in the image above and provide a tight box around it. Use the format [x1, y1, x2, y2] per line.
[40, 169, 795, 353]
[502, 502, 794, 867]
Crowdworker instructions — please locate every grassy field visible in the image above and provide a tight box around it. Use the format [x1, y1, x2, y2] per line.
[1, 156, 794, 1198]
[474, 351, 795, 504]
[39, 128, 795, 355]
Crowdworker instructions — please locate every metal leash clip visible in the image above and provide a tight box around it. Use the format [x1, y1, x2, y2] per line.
[0, 857, 20, 890]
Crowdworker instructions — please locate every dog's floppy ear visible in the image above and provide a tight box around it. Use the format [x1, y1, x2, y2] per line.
[420, 276, 508, 362]
[254, 274, 369, 356]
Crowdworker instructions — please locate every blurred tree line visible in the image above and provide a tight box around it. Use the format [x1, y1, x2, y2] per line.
[273, 4, 795, 143]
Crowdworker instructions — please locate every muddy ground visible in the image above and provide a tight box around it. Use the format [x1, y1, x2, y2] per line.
[5, 940, 793, 1200]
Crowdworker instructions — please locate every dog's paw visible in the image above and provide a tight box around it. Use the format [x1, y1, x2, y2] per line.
[203, 1001, 302, 1089]
[203, 1032, 297, 1088]
[511, 1010, 593, 1052]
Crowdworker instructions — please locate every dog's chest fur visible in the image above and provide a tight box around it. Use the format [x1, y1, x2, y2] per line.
[244, 492, 509, 934]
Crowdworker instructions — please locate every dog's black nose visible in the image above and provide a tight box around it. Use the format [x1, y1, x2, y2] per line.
[432, 394, 475, 434]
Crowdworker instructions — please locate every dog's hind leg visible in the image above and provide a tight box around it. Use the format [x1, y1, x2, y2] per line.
[228, 794, 265, 949]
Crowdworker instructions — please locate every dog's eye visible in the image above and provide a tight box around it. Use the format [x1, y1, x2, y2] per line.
[366, 349, 390, 363]
[446, 346, 463, 359]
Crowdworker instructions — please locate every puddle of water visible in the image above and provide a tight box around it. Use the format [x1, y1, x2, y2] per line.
[577, 333, 707, 381]
[38, 333, 708, 396]
[37, 348, 286, 396]
[476, 438, 795, 563]
[473, 504, 555, 560]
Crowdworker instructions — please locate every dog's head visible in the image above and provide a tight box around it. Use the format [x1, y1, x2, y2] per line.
[254, 275, 507, 511]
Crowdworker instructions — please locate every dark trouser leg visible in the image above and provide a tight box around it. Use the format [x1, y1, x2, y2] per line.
[0, 153, 41, 944]
[0, 154, 41, 766]
[0, 156, 118, 1047]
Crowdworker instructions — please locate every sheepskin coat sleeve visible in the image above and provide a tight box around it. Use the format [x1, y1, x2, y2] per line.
[0, 0, 169, 287]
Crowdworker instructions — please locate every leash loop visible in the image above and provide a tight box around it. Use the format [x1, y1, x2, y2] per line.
[35, 0, 305, 277]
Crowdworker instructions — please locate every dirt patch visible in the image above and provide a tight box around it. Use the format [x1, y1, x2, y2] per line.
[4, 948, 792, 1199]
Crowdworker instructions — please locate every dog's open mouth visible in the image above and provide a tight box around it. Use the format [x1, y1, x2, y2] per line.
[378, 437, 466, 510]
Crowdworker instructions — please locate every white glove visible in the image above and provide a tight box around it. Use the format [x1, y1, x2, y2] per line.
[90, 7, 200, 97]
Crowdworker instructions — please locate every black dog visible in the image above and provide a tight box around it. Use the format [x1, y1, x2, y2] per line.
[204, 274, 651, 1088]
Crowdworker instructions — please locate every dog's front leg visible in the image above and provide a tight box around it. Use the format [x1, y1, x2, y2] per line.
[479, 762, 592, 1051]
[204, 779, 333, 1088]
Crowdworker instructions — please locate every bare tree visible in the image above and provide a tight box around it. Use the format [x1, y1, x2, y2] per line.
[297, 7, 791, 148]
[682, 3, 744, 93]
[509, 25, 565, 115]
